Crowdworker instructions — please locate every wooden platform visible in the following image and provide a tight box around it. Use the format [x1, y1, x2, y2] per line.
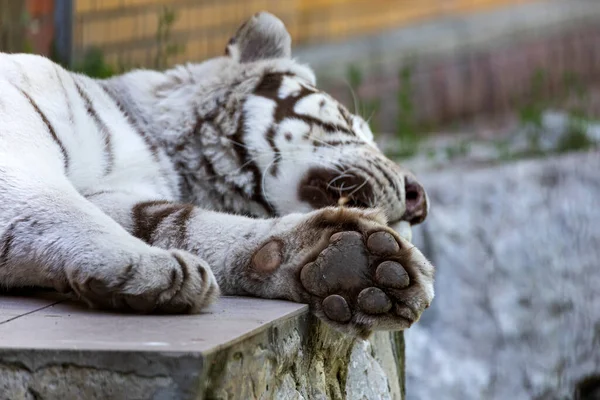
[0, 292, 306, 353]
[0, 292, 404, 400]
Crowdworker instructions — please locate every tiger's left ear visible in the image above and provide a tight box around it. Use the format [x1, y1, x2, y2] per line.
[226, 12, 292, 63]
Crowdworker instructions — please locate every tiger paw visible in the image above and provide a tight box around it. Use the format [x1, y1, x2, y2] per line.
[297, 209, 434, 338]
[68, 249, 220, 314]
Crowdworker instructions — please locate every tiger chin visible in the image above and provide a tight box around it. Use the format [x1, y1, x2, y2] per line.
[0, 12, 433, 338]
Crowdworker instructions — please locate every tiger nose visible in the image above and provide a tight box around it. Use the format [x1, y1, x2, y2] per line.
[402, 176, 428, 225]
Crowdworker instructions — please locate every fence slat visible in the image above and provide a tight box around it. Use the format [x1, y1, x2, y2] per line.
[0, 0, 26, 53]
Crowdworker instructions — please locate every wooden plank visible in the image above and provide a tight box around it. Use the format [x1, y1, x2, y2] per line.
[0, 296, 307, 353]
[74, 0, 94, 13]
[453, 0, 541, 14]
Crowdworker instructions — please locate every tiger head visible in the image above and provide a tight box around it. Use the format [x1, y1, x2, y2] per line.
[164, 12, 428, 231]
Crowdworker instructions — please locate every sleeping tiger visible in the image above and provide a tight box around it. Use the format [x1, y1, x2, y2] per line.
[0, 12, 433, 337]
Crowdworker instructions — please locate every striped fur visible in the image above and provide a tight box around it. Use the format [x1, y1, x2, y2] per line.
[0, 12, 433, 335]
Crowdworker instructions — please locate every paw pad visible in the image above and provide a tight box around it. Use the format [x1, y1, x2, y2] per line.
[252, 240, 283, 273]
[376, 261, 410, 289]
[367, 231, 400, 256]
[357, 287, 392, 314]
[300, 261, 329, 297]
[300, 231, 367, 296]
[322, 294, 351, 322]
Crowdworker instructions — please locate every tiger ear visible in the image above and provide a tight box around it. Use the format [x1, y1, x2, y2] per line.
[226, 12, 292, 63]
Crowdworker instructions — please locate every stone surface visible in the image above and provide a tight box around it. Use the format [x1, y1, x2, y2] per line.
[204, 313, 404, 400]
[0, 293, 405, 399]
[405, 150, 600, 399]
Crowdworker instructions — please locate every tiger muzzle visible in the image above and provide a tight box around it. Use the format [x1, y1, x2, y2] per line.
[298, 167, 428, 226]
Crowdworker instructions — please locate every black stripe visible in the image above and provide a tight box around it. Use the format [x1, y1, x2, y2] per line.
[12, 59, 31, 87]
[199, 153, 228, 208]
[167, 268, 180, 294]
[380, 157, 406, 202]
[338, 104, 354, 127]
[100, 84, 160, 162]
[132, 201, 178, 244]
[171, 253, 191, 312]
[171, 252, 190, 283]
[15, 87, 69, 171]
[173, 205, 194, 247]
[83, 189, 117, 198]
[0, 226, 16, 267]
[265, 127, 281, 176]
[54, 68, 74, 124]
[0, 216, 31, 267]
[295, 115, 355, 136]
[74, 81, 114, 176]
[232, 116, 275, 215]
[175, 164, 197, 203]
[254, 72, 286, 99]
[132, 201, 195, 246]
[201, 155, 217, 181]
[312, 139, 363, 148]
[368, 158, 403, 202]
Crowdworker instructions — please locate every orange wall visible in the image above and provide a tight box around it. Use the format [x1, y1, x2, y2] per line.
[72, 0, 540, 68]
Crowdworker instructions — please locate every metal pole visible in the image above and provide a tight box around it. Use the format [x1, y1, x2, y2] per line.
[53, 0, 73, 65]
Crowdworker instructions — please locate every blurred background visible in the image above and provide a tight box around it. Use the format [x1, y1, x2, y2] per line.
[2, 1, 600, 399]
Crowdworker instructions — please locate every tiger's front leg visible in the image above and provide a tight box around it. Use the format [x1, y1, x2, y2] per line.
[118, 199, 434, 338]
[0, 177, 218, 313]
[219, 207, 435, 338]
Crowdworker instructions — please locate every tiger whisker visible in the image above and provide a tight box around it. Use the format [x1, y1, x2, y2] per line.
[346, 175, 372, 200]
[260, 155, 281, 205]
[336, 181, 346, 200]
[341, 79, 361, 117]
[326, 174, 356, 190]
[327, 183, 360, 191]
[365, 108, 376, 125]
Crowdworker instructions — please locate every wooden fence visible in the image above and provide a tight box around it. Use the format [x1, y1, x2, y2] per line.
[72, 0, 539, 69]
[0, 0, 26, 53]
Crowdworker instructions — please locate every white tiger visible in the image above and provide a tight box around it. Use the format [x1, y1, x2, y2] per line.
[0, 12, 433, 337]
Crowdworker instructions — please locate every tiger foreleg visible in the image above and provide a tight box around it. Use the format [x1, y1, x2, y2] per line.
[102, 196, 435, 337]
[0, 175, 218, 313]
